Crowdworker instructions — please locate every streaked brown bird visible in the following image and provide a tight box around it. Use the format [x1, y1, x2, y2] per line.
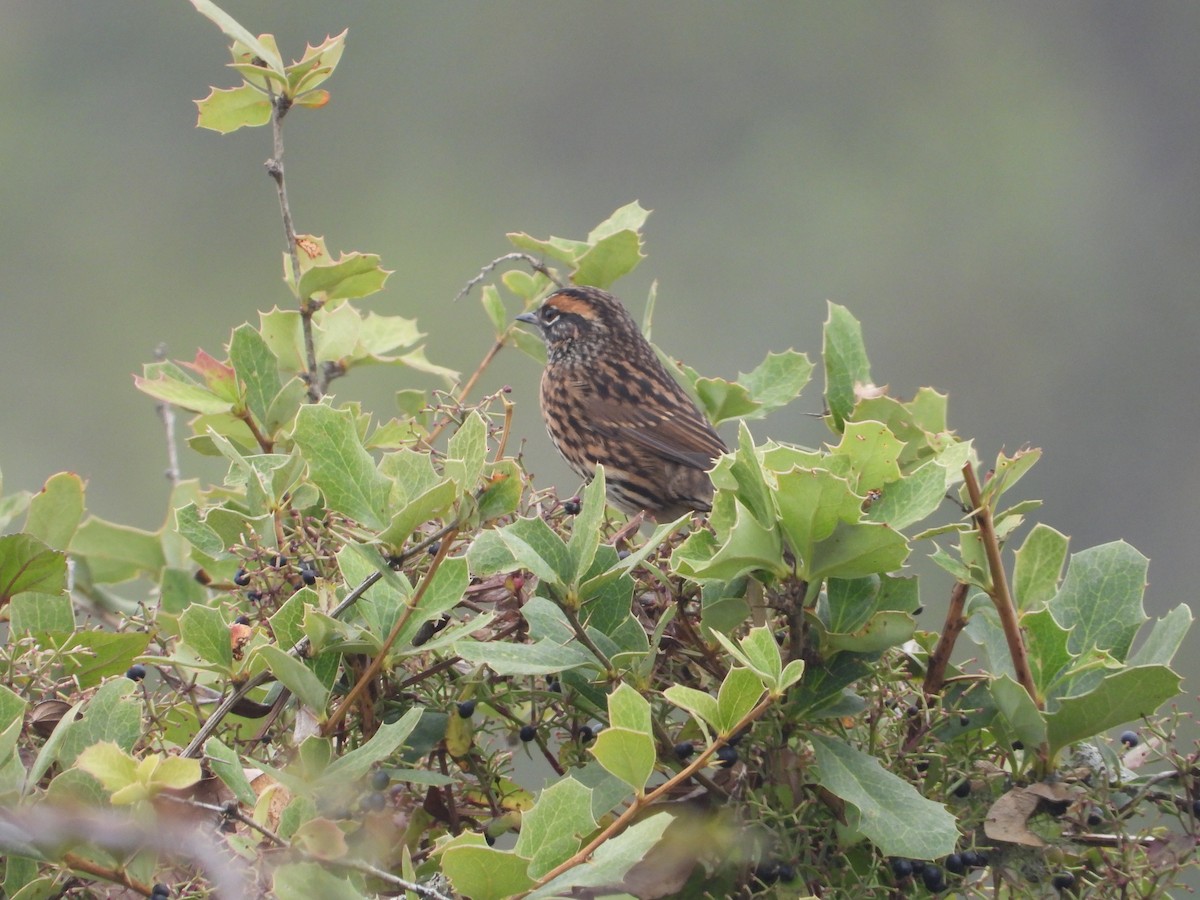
[516, 286, 727, 519]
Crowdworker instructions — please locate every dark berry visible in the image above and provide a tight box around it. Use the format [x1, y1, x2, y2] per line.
[890, 858, 913, 878]
[233, 614, 251, 625]
[922, 864, 945, 892]
[519, 724, 537, 742]
[915, 759, 930, 772]
[1119, 730, 1139, 748]
[1087, 807, 1103, 827]
[426, 541, 441, 556]
[370, 770, 390, 791]
[1192, 799, 1200, 817]
[906, 704, 921, 718]
[727, 727, 748, 746]
[1051, 871, 1076, 891]
[958, 714, 970, 726]
[913, 605, 925, 615]
[457, 699, 477, 719]
[484, 831, 496, 846]
[412, 620, 436, 646]
[546, 679, 561, 693]
[1011, 740, 1024, 751]
[125, 664, 147, 682]
[233, 568, 251, 586]
[674, 741, 696, 760]
[960, 850, 983, 869]
[362, 791, 386, 811]
[270, 553, 287, 568]
[151, 886, 170, 899]
[953, 780, 972, 798]
[752, 862, 780, 885]
[775, 863, 795, 882]
[299, 561, 318, 585]
[715, 745, 738, 767]
[562, 498, 581, 515]
[945, 853, 964, 874]
[247, 590, 263, 603]
[578, 725, 594, 743]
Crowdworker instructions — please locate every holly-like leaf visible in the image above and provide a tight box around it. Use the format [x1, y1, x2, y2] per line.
[823, 302, 871, 432]
[291, 405, 391, 530]
[0, 534, 66, 603]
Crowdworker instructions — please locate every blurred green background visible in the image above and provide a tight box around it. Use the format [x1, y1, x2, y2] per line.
[2, 4, 1196, 657]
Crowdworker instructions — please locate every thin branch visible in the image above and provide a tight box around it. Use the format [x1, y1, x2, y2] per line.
[321, 528, 461, 737]
[961, 462, 1039, 708]
[452, 252, 562, 304]
[521, 692, 776, 896]
[153, 343, 181, 486]
[263, 87, 322, 400]
[923, 580, 970, 697]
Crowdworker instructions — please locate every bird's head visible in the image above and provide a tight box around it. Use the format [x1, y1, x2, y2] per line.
[516, 287, 640, 364]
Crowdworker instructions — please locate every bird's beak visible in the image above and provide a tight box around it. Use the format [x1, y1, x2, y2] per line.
[515, 311, 539, 326]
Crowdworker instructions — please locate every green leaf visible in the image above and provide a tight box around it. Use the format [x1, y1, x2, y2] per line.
[205, 738, 256, 805]
[1012, 523, 1068, 610]
[591, 685, 655, 791]
[298, 252, 390, 303]
[810, 733, 958, 859]
[229, 324, 282, 430]
[254, 645, 330, 714]
[990, 674, 1048, 748]
[24, 472, 85, 551]
[828, 420, 904, 494]
[514, 777, 597, 878]
[862, 460, 948, 531]
[736, 626, 783, 687]
[179, 604, 234, 672]
[496, 515, 572, 588]
[56, 679, 141, 766]
[1049, 541, 1148, 661]
[75, 742, 137, 792]
[662, 684, 720, 732]
[322, 708, 422, 783]
[808, 520, 909, 581]
[441, 841, 535, 900]
[394, 556, 469, 648]
[716, 667, 766, 734]
[573, 229, 644, 288]
[49, 632, 151, 689]
[530, 811, 673, 900]
[291, 405, 391, 529]
[822, 302, 871, 432]
[71, 516, 165, 583]
[738, 349, 814, 415]
[445, 410, 488, 490]
[1129, 604, 1192, 667]
[567, 468, 606, 585]
[9, 592, 73, 634]
[187, 0, 285, 73]
[1045, 666, 1181, 759]
[692, 376, 761, 425]
[273, 862, 364, 900]
[454, 637, 596, 676]
[774, 467, 860, 570]
[481, 285, 508, 337]
[672, 498, 786, 583]
[194, 83, 272, 133]
[0, 534, 66, 602]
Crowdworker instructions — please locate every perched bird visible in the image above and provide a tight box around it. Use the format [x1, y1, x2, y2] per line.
[516, 286, 727, 519]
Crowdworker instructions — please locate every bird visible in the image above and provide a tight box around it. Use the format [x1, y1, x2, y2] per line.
[516, 285, 728, 519]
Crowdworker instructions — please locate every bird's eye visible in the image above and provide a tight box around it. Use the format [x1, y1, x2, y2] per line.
[541, 306, 561, 324]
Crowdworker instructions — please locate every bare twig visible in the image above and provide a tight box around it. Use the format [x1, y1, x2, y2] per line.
[923, 580, 970, 697]
[262, 86, 322, 400]
[153, 343, 181, 486]
[453, 252, 562, 304]
[962, 462, 1048, 769]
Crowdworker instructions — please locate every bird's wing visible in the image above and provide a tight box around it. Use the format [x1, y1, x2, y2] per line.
[589, 396, 727, 470]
